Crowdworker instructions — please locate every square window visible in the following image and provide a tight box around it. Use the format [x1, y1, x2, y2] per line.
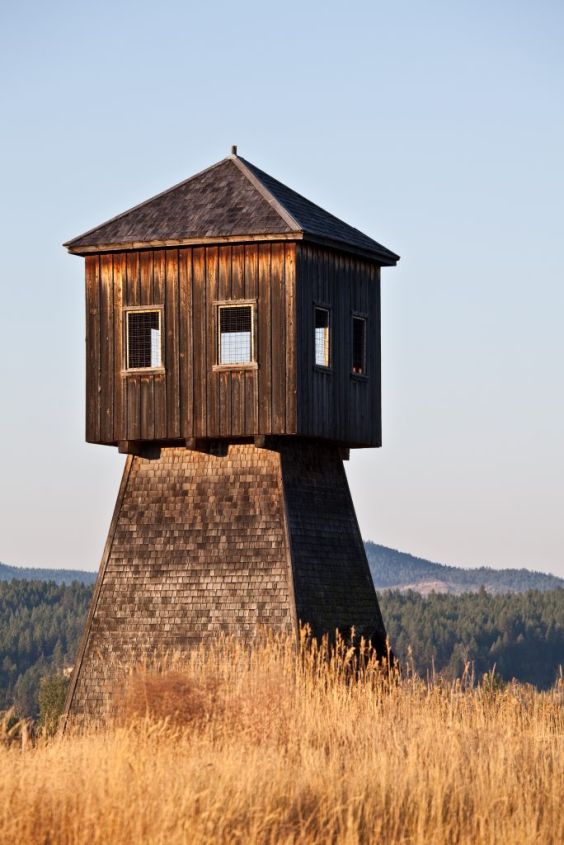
[218, 305, 253, 365]
[314, 307, 330, 367]
[352, 316, 366, 375]
[126, 310, 162, 370]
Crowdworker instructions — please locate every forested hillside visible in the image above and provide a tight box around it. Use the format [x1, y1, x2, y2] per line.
[0, 562, 95, 585]
[1, 579, 562, 717]
[366, 543, 564, 594]
[380, 588, 564, 689]
[0, 580, 91, 716]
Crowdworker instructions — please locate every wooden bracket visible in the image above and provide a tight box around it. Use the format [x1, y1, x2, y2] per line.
[185, 438, 210, 453]
[254, 436, 267, 449]
[118, 440, 144, 456]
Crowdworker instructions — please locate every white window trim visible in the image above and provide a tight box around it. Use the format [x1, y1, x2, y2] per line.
[213, 299, 258, 371]
[123, 306, 165, 374]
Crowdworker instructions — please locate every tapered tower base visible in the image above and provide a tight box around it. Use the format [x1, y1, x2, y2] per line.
[65, 441, 386, 718]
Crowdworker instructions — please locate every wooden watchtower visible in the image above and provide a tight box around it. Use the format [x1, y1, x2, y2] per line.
[63, 148, 399, 717]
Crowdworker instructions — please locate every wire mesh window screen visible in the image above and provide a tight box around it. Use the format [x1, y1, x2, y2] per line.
[314, 307, 330, 367]
[219, 305, 253, 364]
[352, 317, 366, 374]
[127, 311, 161, 369]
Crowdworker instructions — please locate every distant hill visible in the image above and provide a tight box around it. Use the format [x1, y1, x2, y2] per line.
[366, 543, 564, 595]
[0, 562, 96, 586]
[2, 544, 562, 594]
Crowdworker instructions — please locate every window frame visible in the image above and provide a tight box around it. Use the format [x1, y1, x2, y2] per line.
[213, 299, 258, 371]
[313, 304, 332, 371]
[351, 313, 368, 379]
[123, 306, 165, 374]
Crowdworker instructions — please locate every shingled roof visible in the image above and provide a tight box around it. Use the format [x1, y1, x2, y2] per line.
[64, 153, 399, 264]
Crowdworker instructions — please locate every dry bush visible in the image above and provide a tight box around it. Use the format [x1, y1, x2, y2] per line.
[1, 633, 563, 845]
[116, 669, 221, 726]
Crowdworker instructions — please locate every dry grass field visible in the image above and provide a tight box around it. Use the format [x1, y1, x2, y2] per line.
[1, 633, 563, 845]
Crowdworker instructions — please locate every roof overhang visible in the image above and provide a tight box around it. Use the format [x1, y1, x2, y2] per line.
[64, 231, 302, 256]
[64, 231, 399, 265]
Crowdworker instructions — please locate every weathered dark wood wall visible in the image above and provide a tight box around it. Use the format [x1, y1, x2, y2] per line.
[86, 242, 297, 443]
[295, 244, 381, 447]
[85, 240, 381, 447]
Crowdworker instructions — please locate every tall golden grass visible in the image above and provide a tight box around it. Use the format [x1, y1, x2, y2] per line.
[2, 633, 563, 845]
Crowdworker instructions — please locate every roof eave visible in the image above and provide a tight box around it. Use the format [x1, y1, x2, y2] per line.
[64, 231, 305, 256]
[301, 232, 400, 266]
[64, 230, 400, 265]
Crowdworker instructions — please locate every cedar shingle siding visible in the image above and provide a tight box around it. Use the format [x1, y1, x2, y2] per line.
[66, 443, 386, 718]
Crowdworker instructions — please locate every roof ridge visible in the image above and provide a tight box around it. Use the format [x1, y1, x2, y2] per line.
[239, 156, 399, 263]
[230, 155, 302, 232]
[64, 155, 233, 248]
[239, 157, 366, 237]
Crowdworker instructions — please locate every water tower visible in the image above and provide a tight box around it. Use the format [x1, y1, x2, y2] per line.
[63, 149, 399, 717]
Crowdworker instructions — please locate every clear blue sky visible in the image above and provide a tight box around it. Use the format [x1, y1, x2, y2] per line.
[1, 0, 563, 576]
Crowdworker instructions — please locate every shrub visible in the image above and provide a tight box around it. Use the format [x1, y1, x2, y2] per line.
[38, 673, 69, 735]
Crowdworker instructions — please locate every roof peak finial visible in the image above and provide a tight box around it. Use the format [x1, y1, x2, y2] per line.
[231, 144, 238, 156]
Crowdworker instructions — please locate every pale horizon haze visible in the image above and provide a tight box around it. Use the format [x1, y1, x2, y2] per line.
[0, 1, 563, 577]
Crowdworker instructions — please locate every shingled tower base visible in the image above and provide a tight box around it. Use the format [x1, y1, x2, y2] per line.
[65, 441, 386, 718]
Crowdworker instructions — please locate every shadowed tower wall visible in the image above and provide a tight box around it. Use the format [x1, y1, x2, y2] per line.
[66, 442, 385, 718]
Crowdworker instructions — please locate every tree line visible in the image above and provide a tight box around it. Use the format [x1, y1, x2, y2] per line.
[0, 580, 90, 717]
[381, 588, 563, 688]
[0, 579, 562, 717]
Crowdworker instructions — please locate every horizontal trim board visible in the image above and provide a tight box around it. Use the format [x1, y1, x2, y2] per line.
[212, 363, 259, 372]
[67, 232, 304, 255]
[121, 368, 166, 376]
[66, 234, 397, 265]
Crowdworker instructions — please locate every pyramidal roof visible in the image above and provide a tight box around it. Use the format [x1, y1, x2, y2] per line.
[64, 153, 399, 264]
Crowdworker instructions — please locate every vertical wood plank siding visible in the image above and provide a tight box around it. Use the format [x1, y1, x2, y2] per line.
[85, 256, 100, 443]
[295, 243, 381, 447]
[99, 254, 114, 443]
[86, 243, 298, 444]
[85, 241, 380, 447]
